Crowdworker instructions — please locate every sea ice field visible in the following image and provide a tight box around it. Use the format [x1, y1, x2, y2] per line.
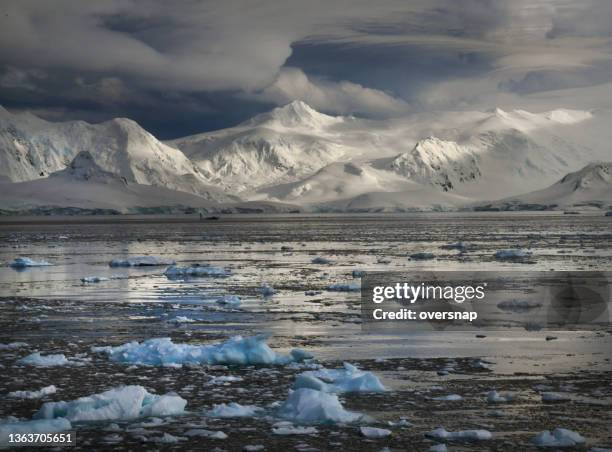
[0, 212, 611, 451]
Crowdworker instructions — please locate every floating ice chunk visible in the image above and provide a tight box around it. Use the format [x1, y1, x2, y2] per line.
[272, 422, 318, 435]
[243, 445, 265, 451]
[294, 363, 386, 394]
[494, 249, 532, 261]
[109, 256, 175, 267]
[164, 264, 229, 278]
[8, 385, 57, 399]
[531, 428, 585, 447]
[327, 283, 360, 292]
[433, 394, 463, 402]
[428, 444, 448, 452]
[425, 427, 492, 440]
[216, 295, 241, 306]
[541, 392, 571, 402]
[0, 418, 71, 446]
[290, 349, 314, 362]
[409, 252, 435, 260]
[92, 335, 302, 366]
[205, 403, 262, 418]
[0, 342, 28, 350]
[208, 375, 243, 385]
[497, 300, 542, 311]
[17, 352, 73, 367]
[184, 429, 227, 439]
[151, 433, 186, 443]
[259, 284, 276, 297]
[352, 270, 365, 278]
[312, 256, 333, 264]
[472, 359, 493, 370]
[173, 316, 196, 323]
[360, 426, 391, 438]
[487, 390, 513, 403]
[278, 388, 363, 424]
[81, 276, 109, 283]
[34, 385, 186, 422]
[8, 257, 53, 268]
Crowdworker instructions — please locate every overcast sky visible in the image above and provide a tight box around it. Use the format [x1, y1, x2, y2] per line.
[1, 0, 611, 138]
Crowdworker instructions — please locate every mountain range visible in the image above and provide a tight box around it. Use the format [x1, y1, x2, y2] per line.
[0, 101, 610, 214]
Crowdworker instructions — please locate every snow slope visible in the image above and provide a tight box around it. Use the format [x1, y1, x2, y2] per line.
[0, 106, 228, 200]
[477, 162, 612, 210]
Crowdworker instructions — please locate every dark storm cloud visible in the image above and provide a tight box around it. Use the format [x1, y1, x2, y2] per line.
[0, 0, 610, 138]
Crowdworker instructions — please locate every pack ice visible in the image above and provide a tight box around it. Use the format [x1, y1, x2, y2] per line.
[293, 363, 386, 393]
[278, 388, 363, 424]
[34, 385, 186, 422]
[109, 256, 175, 267]
[92, 335, 307, 367]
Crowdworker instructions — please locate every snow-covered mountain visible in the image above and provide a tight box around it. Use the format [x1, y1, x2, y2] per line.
[0, 106, 232, 201]
[478, 162, 612, 211]
[0, 151, 297, 215]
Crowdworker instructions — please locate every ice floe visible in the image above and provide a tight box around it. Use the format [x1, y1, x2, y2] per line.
[8, 257, 53, 268]
[360, 426, 391, 438]
[216, 295, 241, 307]
[425, 427, 492, 441]
[487, 390, 513, 403]
[164, 264, 229, 278]
[293, 363, 386, 394]
[205, 403, 263, 418]
[0, 342, 28, 350]
[184, 429, 227, 439]
[278, 388, 363, 424]
[272, 422, 318, 435]
[327, 282, 360, 292]
[541, 392, 571, 402]
[109, 256, 175, 267]
[17, 352, 78, 367]
[312, 256, 333, 264]
[81, 276, 109, 283]
[432, 394, 463, 402]
[428, 444, 448, 452]
[531, 428, 585, 447]
[8, 385, 57, 399]
[0, 418, 71, 446]
[92, 335, 305, 367]
[34, 385, 186, 422]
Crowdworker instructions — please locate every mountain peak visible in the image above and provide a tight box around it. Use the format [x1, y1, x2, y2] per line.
[246, 100, 340, 129]
[51, 151, 126, 184]
[558, 161, 611, 191]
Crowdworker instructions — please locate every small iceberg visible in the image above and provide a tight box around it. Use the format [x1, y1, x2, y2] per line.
[8, 257, 53, 268]
[327, 282, 360, 292]
[17, 352, 75, 367]
[259, 284, 276, 297]
[109, 256, 175, 267]
[92, 335, 306, 367]
[8, 385, 57, 399]
[425, 427, 492, 440]
[165, 264, 229, 278]
[432, 394, 463, 402]
[531, 428, 585, 447]
[272, 422, 318, 435]
[486, 390, 513, 403]
[0, 418, 71, 446]
[312, 256, 333, 264]
[34, 385, 186, 422]
[494, 249, 533, 261]
[360, 426, 392, 438]
[205, 403, 263, 418]
[0, 342, 28, 350]
[184, 429, 227, 439]
[216, 295, 241, 307]
[277, 388, 363, 424]
[409, 252, 435, 260]
[81, 276, 109, 283]
[294, 363, 386, 394]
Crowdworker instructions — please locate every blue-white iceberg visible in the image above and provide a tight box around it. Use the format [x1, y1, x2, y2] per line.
[293, 363, 386, 394]
[278, 388, 363, 424]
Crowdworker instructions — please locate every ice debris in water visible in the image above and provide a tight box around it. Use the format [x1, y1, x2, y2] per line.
[541, 392, 571, 402]
[216, 295, 241, 307]
[428, 444, 448, 452]
[409, 252, 435, 260]
[360, 426, 392, 438]
[0, 342, 28, 350]
[34, 385, 186, 422]
[487, 390, 513, 403]
[277, 388, 363, 424]
[494, 249, 532, 261]
[0, 418, 72, 446]
[8, 385, 57, 399]
[312, 256, 333, 264]
[92, 335, 306, 367]
[327, 282, 360, 292]
[184, 429, 227, 439]
[8, 257, 53, 268]
[17, 352, 76, 367]
[432, 394, 463, 402]
[81, 276, 109, 283]
[294, 363, 385, 394]
[425, 427, 492, 440]
[109, 256, 175, 267]
[259, 284, 276, 297]
[271, 421, 318, 435]
[531, 428, 585, 447]
[164, 264, 230, 278]
[205, 403, 263, 418]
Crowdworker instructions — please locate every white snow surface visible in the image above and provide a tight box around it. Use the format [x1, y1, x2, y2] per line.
[34, 385, 186, 422]
[278, 388, 363, 424]
[92, 335, 305, 366]
[293, 362, 386, 393]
